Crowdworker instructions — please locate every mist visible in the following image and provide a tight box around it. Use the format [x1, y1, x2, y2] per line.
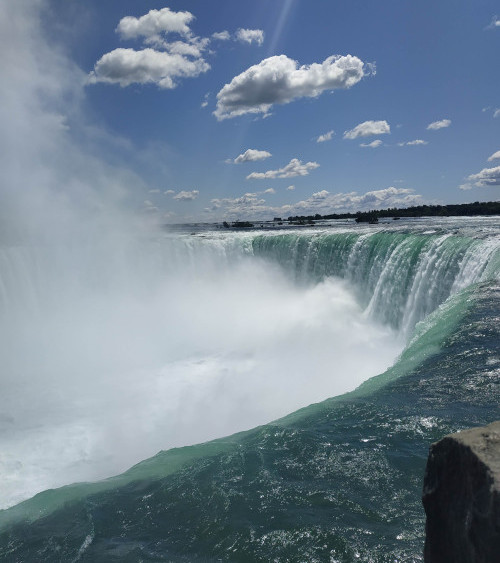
[0, 237, 402, 508]
[0, 2, 403, 509]
[0, 0, 151, 245]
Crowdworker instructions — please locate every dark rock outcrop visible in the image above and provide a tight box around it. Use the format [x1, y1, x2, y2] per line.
[422, 421, 500, 562]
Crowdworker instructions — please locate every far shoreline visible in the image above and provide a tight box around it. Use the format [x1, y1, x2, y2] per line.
[164, 200, 500, 231]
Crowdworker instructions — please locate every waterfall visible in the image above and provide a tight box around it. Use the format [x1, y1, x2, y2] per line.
[250, 230, 499, 333]
[0, 223, 498, 508]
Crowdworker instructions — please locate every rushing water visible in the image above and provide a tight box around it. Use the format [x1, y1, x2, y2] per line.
[0, 217, 499, 561]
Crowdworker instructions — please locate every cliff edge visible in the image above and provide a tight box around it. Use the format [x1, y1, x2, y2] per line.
[422, 420, 500, 562]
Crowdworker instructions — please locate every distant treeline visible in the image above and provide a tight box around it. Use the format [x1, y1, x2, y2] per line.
[287, 200, 500, 223]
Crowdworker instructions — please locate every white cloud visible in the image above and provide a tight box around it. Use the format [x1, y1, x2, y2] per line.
[210, 193, 268, 217]
[90, 7, 215, 91]
[116, 8, 194, 40]
[494, 109, 500, 118]
[289, 187, 422, 216]
[173, 190, 199, 201]
[426, 119, 451, 130]
[212, 31, 230, 41]
[214, 54, 368, 120]
[88, 48, 210, 89]
[316, 130, 334, 143]
[360, 139, 383, 148]
[164, 189, 175, 195]
[286, 185, 295, 191]
[343, 120, 390, 139]
[235, 28, 264, 46]
[463, 166, 500, 188]
[487, 150, 500, 161]
[201, 92, 210, 108]
[247, 158, 319, 180]
[263, 188, 275, 194]
[234, 149, 272, 163]
[156, 39, 208, 57]
[398, 139, 428, 146]
[486, 16, 500, 29]
[206, 186, 423, 221]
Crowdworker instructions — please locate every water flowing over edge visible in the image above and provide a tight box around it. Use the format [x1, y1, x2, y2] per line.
[0, 221, 498, 528]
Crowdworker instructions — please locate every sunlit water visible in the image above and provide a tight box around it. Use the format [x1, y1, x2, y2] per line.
[0, 217, 498, 510]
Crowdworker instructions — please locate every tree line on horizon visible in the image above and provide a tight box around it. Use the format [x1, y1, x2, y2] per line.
[286, 200, 500, 224]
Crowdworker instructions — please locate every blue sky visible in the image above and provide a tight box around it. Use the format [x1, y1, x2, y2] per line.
[2, 1, 500, 224]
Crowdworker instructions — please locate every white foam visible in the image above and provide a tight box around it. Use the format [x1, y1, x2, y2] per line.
[0, 242, 402, 508]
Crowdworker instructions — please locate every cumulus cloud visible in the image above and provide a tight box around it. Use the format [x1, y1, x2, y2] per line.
[360, 139, 382, 148]
[116, 8, 194, 41]
[214, 54, 368, 120]
[206, 186, 423, 221]
[234, 149, 272, 163]
[287, 185, 295, 191]
[173, 190, 199, 201]
[89, 8, 278, 93]
[494, 109, 500, 118]
[461, 166, 500, 189]
[157, 39, 208, 57]
[488, 150, 500, 161]
[344, 120, 390, 139]
[88, 7, 216, 90]
[311, 190, 330, 199]
[235, 28, 264, 46]
[210, 192, 268, 217]
[246, 158, 319, 180]
[88, 48, 210, 89]
[164, 189, 175, 195]
[212, 31, 230, 41]
[427, 119, 451, 130]
[316, 130, 334, 143]
[289, 187, 422, 216]
[398, 139, 428, 146]
[263, 188, 275, 194]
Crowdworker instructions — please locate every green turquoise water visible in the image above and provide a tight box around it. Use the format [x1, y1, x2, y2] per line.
[0, 220, 499, 562]
[250, 229, 493, 332]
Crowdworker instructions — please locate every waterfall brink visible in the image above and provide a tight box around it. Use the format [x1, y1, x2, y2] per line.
[251, 230, 499, 333]
[1, 230, 498, 334]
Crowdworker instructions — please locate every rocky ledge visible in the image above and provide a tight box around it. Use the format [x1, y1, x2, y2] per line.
[422, 420, 500, 562]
